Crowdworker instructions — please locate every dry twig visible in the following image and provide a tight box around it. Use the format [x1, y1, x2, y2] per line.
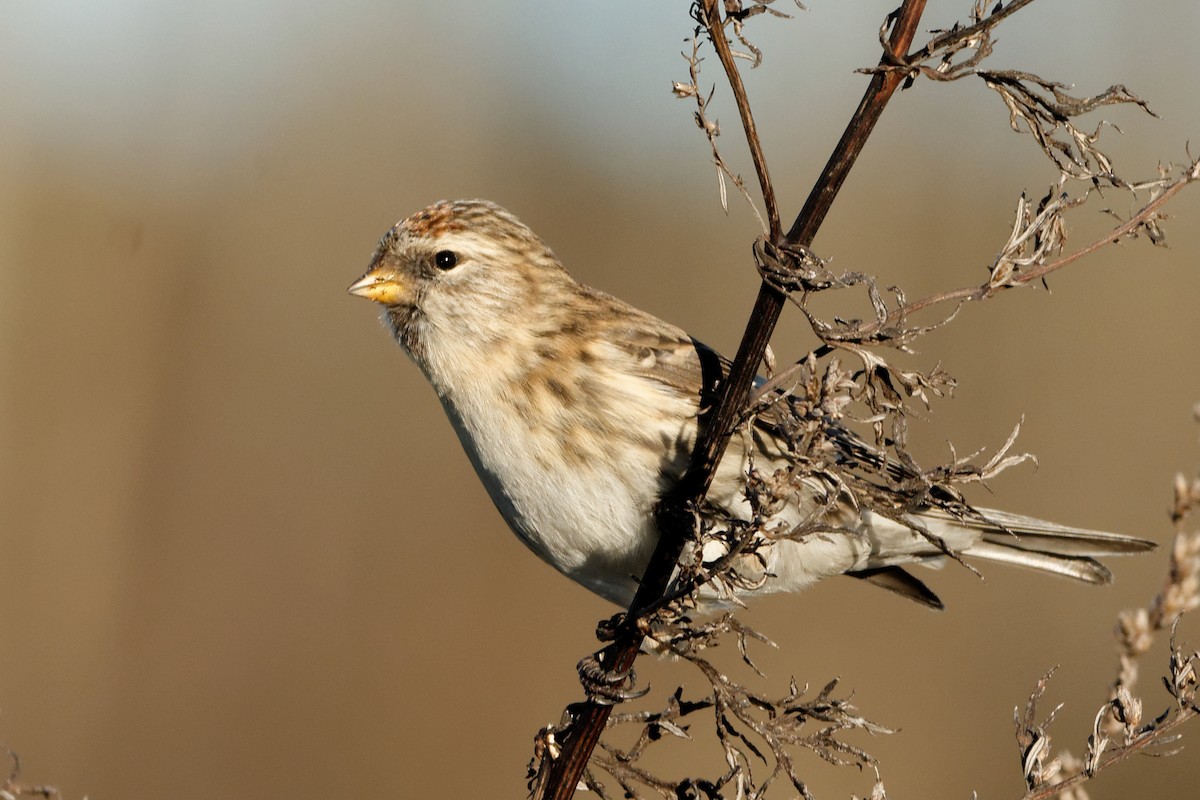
[0, 748, 59, 800]
[1008, 414, 1200, 800]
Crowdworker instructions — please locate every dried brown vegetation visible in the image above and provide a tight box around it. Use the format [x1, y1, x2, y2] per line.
[529, 2, 1199, 798]
[1, 748, 58, 800]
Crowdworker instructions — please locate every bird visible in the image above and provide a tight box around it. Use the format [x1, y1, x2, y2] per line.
[348, 199, 1154, 610]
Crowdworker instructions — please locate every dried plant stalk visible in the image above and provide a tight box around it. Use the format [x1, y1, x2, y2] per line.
[1010, 418, 1200, 800]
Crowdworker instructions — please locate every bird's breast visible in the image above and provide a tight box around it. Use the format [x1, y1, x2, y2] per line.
[433, 364, 699, 605]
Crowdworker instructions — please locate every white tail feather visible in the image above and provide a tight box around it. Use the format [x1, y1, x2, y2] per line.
[961, 540, 1114, 584]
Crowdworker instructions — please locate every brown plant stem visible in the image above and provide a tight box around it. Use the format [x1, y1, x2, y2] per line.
[1021, 708, 1200, 800]
[911, 0, 1038, 62]
[703, 0, 781, 240]
[534, 2, 929, 798]
[860, 167, 1198, 335]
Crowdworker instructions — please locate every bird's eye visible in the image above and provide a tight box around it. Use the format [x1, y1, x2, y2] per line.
[434, 250, 459, 270]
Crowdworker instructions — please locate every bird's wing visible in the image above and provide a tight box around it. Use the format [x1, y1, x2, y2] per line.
[597, 311, 791, 438]
[597, 317, 717, 405]
[594, 304, 928, 507]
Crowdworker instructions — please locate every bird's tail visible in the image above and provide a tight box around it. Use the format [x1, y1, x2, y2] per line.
[929, 507, 1156, 584]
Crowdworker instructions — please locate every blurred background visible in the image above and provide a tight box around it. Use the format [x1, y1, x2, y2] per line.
[2, 1, 1199, 797]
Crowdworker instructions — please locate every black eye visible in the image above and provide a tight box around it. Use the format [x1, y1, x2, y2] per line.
[434, 250, 459, 270]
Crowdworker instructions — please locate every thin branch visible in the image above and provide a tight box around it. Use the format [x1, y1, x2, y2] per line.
[855, 161, 1199, 337]
[1018, 654, 1199, 800]
[911, 0, 1038, 64]
[701, 0, 782, 239]
[1, 747, 59, 800]
[1012, 435, 1200, 800]
[675, 33, 769, 234]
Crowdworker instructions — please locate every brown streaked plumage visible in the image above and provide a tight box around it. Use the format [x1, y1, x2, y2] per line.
[349, 200, 1154, 609]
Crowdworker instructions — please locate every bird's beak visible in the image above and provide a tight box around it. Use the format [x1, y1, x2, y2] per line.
[347, 266, 413, 306]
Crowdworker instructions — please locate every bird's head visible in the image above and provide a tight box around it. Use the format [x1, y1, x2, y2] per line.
[348, 200, 571, 365]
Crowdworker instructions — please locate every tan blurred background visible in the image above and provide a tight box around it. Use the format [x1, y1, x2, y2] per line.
[2, 1, 1199, 797]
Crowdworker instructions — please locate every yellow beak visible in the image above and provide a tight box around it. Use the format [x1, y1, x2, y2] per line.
[347, 268, 414, 306]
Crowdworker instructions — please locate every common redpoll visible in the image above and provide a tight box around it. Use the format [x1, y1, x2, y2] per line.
[349, 200, 1152, 609]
